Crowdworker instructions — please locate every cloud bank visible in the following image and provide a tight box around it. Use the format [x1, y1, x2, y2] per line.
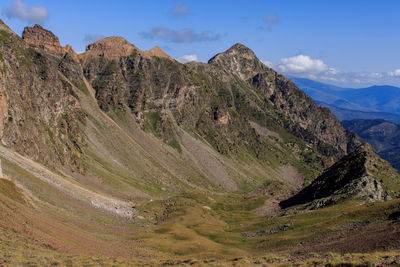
[172, 2, 189, 18]
[140, 27, 221, 43]
[264, 54, 400, 87]
[388, 69, 400, 77]
[275, 54, 328, 74]
[261, 13, 280, 31]
[176, 54, 198, 63]
[83, 34, 106, 44]
[2, 0, 49, 24]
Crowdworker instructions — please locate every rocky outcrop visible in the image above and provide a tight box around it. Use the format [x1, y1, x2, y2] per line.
[81, 37, 172, 63]
[342, 119, 400, 172]
[22, 24, 64, 57]
[280, 143, 400, 209]
[1, 23, 86, 171]
[82, 36, 138, 61]
[142, 46, 172, 60]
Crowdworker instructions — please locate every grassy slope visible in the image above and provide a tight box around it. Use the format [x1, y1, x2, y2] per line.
[1, 174, 399, 266]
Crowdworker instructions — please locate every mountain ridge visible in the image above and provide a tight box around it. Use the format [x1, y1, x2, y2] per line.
[280, 143, 400, 209]
[1, 21, 400, 264]
[292, 77, 400, 117]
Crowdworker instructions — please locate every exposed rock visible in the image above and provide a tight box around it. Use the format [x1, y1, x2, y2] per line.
[280, 143, 400, 209]
[82, 36, 138, 61]
[81, 37, 172, 63]
[63, 44, 79, 62]
[142, 46, 172, 60]
[22, 24, 64, 57]
[1, 24, 86, 171]
[342, 119, 400, 172]
[209, 43, 360, 161]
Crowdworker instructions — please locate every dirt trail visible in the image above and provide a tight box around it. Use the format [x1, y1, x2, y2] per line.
[0, 145, 134, 217]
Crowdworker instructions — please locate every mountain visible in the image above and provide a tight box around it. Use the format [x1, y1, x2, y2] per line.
[291, 77, 400, 122]
[342, 119, 400, 172]
[281, 143, 400, 209]
[1, 20, 400, 264]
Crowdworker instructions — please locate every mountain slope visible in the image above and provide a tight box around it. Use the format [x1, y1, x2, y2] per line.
[4, 20, 400, 263]
[280, 143, 400, 209]
[342, 119, 400, 172]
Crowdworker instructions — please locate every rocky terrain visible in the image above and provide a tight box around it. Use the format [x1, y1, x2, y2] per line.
[343, 119, 400, 172]
[280, 143, 400, 209]
[0, 19, 399, 265]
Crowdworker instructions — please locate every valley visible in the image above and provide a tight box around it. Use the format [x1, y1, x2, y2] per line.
[0, 19, 399, 266]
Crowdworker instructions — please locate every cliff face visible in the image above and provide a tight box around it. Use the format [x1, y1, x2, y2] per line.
[22, 24, 64, 57]
[0, 20, 86, 171]
[280, 143, 400, 209]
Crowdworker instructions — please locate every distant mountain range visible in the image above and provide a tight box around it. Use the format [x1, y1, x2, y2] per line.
[291, 77, 400, 123]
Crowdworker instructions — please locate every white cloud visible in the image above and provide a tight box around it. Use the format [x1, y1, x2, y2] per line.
[83, 34, 105, 44]
[262, 55, 396, 86]
[265, 13, 279, 24]
[326, 68, 339, 75]
[2, 0, 49, 24]
[262, 60, 274, 68]
[388, 69, 400, 77]
[276, 54, 328, 74]
[172, 2, 189, 18]
[176, 54, 198, 63]
[358, 72, 383, 78]
[140, 27, 221, 43]
[261, 13, 280, 31]
[320, 76, 339, 82]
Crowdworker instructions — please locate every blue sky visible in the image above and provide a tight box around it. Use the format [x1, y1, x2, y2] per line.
[1, 0, 400, 87]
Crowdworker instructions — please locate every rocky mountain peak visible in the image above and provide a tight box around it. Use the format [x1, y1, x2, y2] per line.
[280, 142, 400, 209]
[144, 45, 171, 59]
[22, 24, 64, 57]
[83, 36, 138, 61]
[208, 43, 265, 80]
[227, 43, 257, 56]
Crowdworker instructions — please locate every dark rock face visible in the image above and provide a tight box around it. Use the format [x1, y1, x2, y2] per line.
[280, 143, 400, 209]
[342, 119, 400, 172]
[22, 24, 64, 57]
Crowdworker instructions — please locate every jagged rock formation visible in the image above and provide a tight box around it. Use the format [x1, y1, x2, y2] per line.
[342, 119, 400, 172]
[280, 143, 400, 209]
[22, 24, 64, 57]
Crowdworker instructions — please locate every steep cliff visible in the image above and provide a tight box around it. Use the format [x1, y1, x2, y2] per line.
[0, 20, 86, 170]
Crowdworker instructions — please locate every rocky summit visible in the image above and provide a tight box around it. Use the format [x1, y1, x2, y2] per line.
[0, 20, 400, 265]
